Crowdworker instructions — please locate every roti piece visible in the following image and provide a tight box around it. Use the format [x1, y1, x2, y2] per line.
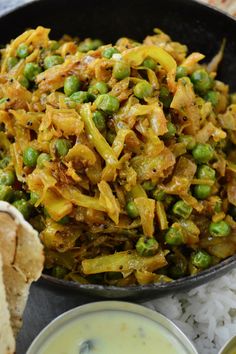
[0, 253, 15, 354]
[0, 201, 44, 337]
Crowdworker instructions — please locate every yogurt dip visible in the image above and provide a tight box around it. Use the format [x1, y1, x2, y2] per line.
[38, 310, 187, 354]
[27, 301, 198, 354]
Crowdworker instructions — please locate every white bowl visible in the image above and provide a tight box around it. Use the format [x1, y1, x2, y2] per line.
[26, 301, 198, 354]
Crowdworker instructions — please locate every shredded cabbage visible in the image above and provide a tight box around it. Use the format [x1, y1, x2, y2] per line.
[0, 25, 234, 286]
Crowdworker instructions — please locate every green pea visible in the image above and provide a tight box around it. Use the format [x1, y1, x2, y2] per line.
[52, 265, 68, 279]
[70, 91, 91, 103]
[58, 215, 70, 225]
[178, 134, 196, 150]
[172, 200, 192, 219]
[23, 147, 39, 167]
[133, 80, 153, 99]
[191, 250, 212, 269]
[0, 157, 10, 169]
[50, 40, 60, 51]
[191, 69, 213, 94]
[136, 236, 159, 257]
[19, 76, 29, 89]
[152, 189, 166, 201]
[197, 164, 216, 180]
[88, 81, 108, 96]
[192, 143, 214, 163]
[24, 63, 42, 81]
[44, 55, 64, 69]
[164, 121, 176, 139]
[7, 57, 18, 71]
[204, 90, 220, 107]
[209, 220, 231, 237]
[95, 94, 120, 114]
[142, 181, 156, 191]
[16, 43, 29, 59]
[92, 111, 106, 132]
[193, 184, 212, 200]
[0, 185, 13, 201]
[143, 57, 156, 70]
[106, 130, 116, 145]
[30, 191, 39, 205]
[165, 225, 185, 246]
[159, 86, 173, 108]
[0, 170, 15, 186]
[12, 199, 32, 220]
[37, 153, 51, 168]
[78, 39, 103, 52]
[54, 139, 71, 157]
[113, 61, 130, 80]
[126, 201, 139, 219]
[64, 75, 80, 96]
[102, 47, 119, 59]
[176, 66, 188, 80]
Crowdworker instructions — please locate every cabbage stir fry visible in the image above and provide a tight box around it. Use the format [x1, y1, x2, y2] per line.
[0, 26, 236, 286]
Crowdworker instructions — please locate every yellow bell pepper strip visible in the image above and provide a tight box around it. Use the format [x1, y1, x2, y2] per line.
[122, 45, 177, 92]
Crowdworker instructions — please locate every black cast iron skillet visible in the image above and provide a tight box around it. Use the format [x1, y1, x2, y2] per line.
[1, 0, 236, 300]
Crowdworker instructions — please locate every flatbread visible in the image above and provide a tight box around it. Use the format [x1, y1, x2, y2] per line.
[0, 201, 44, 352]
[0, 253, 15, 354]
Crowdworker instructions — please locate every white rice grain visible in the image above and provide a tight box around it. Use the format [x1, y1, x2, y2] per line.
[145, 269, 236, 354]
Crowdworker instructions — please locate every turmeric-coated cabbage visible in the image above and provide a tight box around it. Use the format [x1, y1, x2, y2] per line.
[0, 25, 235, 286]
